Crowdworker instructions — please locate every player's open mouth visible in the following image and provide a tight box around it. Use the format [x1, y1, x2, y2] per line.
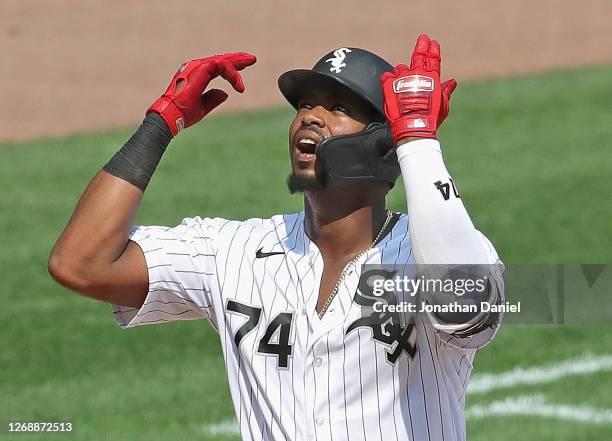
[294, 135, 321, 162]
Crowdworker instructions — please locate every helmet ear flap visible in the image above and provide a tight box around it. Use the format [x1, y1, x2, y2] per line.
[371, 123, 395, 156]
[316, 123, 400, 186]
[371, 123, 401, 188]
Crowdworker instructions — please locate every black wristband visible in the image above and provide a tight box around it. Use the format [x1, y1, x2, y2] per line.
[103, 112, 173, 191]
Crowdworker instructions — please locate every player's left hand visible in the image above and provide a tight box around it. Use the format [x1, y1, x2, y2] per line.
[381, 34, 457, 143]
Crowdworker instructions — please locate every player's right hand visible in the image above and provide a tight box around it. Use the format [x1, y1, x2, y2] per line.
[147, 52, 257, 136]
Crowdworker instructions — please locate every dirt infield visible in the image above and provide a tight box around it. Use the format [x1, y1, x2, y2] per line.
[2, 0, 611, 141]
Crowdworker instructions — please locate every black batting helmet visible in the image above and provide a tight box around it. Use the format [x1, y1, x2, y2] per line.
[278, 47, 401, 186]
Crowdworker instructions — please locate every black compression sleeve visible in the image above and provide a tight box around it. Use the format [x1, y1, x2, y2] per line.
[103, 112, 173, 191]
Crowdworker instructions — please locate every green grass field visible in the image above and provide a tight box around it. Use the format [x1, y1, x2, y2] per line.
[1, 64, 611, 441]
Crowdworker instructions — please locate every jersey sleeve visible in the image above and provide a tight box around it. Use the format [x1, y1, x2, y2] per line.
[111, 216, 225, 330]
[432, 232, 506, 350]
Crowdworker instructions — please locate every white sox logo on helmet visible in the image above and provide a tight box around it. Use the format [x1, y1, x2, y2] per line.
[325, 48, 352, 74]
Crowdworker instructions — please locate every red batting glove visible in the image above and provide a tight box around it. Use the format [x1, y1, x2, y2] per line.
[381, 34, 457, 142]
[148, 52, 257, 136]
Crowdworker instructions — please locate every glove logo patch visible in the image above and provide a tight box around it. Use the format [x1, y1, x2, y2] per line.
[393, 75, 434, 93]
[325, 48, 352, 74]
[175, 118, 184, 132]
[411, 118, 427, 128]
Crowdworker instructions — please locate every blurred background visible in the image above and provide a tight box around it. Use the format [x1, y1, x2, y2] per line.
[2, 0, 611, 141]
[1, 1, 611, 440]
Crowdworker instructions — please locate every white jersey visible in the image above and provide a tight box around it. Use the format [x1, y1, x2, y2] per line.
[112, 211, 504, 441]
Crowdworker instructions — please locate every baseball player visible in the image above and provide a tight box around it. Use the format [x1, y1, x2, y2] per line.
[49, 34, 505, 441]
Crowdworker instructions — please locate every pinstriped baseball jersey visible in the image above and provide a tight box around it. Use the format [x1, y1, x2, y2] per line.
[112, 211, 504, 441]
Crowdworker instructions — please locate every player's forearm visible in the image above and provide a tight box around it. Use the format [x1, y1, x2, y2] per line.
[49, 114, 171, 288]
[380, 34, 481, 263]
[49, 170, 144, 286]
[397, 138, 488, 264]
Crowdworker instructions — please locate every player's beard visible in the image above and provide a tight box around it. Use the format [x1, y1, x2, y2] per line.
[286, 166, 328, 194]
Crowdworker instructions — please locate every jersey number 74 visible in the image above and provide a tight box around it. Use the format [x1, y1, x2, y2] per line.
[226, 300, 294, 369]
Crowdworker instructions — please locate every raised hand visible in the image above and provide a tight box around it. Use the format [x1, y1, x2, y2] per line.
[380, 35, 456, 142]
[148, 52, 257, 136]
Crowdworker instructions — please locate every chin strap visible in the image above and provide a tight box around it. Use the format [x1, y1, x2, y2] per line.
[316, 123, 401, 186]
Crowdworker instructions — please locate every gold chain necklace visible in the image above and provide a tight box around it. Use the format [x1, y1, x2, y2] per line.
[318, 210, 393, 319]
